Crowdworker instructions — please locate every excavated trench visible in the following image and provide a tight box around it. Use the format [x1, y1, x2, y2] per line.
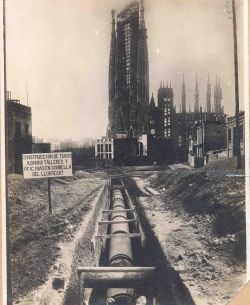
[62, 176, 196, 305]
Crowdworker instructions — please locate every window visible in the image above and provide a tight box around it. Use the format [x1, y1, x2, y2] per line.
[97, 145, 100, 153]
[15, 122, 21, 137]
[240, 125, 244, 141]
[105, 144, 109, 152]
[228, 129, 231, 142]
[164, 97, 167, 102]
[109, 144, 112, 152]
[25, 123, 29, 136]
[179, 136, 182, 147]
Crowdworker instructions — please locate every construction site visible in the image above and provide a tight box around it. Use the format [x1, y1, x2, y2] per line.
[7, 157, 246, 305]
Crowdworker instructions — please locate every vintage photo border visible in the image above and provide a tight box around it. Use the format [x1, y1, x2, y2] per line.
[0, 0, 250, 304]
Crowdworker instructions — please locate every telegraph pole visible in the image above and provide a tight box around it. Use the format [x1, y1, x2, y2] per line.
[232, 0, 242, 169]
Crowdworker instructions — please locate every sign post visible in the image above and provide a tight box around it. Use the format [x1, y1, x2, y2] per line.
[22, 152, 73, 213]
[48, 178, 52, 213]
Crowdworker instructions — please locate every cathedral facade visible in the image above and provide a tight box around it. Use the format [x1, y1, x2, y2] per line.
[107, 1, 149, 138]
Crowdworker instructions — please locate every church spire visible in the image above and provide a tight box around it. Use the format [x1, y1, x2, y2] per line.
[111, 9, 115, 32]
[194, 73, 199, 113]
[182, 74, 186, 113]
[206, 74, 211, 113]
[214, 76, 223, 113]
[150, 92, 155, 109]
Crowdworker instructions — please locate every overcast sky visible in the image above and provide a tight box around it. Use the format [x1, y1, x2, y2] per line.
[6, 0, 245, 140]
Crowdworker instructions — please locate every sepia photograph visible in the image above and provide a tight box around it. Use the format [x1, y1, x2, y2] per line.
[1, 0, 248, 304]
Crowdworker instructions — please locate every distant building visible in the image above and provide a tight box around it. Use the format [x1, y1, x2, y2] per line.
[79, 138, 96, 148]
[194, 74, 199, 113]
[176, 111, 227, 161]
[206, 75, 212, 113]
[32, 136, 44, 143]
[227, 112, 245, 158]
[148, 82, 178, 164]
[188, 119, 227, 167]
[214, 77, 224, 114]
[181, 75, 186, 113]
[95, 136, 148, 166]
[60, 139, 80, 150]
[7, 92, 32, 173]
[32, 143, 51, 153]
[95, 138, 114, 160]
[50, 140, 61, 151]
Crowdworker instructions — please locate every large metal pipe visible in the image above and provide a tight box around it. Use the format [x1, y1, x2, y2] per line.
[107, 188, 135, 304]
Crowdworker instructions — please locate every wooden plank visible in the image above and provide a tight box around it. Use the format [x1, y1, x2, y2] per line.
[95, 233, 141, 239]
[109, 185, 125, 190]
[78, 267, 156, 272]
[98, 219, 138, 225]
[77, 267, 156, 288]
[102, 208, 135, 213]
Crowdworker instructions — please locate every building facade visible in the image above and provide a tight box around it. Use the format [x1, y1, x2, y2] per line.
[107, 0, 149, 138]
[227, 112, 245, 158]
[188, 120, 227, 167]
[95, 138, 114, 160]
[148, 82, 178, 163]
[7, 97, 32, 173]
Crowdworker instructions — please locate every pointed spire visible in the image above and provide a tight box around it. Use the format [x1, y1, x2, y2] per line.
[206, 74, 211, 113]
[195, 73, 199, 96]
[170, 81, 172, 88]
[163, 81, 165, 88]
[194, 74, 199, 113]
[111, 10, 115, 32]
[182, 74, 186, 113]
[160, 82, 162, 88]
[150, 92, 155, 108]
[139, 0, 145, 28]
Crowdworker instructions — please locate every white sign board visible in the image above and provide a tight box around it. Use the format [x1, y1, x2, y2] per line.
[22, 152, 72, 179]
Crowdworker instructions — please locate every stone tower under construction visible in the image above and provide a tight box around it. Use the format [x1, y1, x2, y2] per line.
[107, 0, 149, 138]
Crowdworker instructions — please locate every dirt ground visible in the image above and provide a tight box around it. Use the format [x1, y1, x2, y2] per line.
[125, 158, 246, 305]
[7, 171, 107, 302]
[7, 158, 246, 305]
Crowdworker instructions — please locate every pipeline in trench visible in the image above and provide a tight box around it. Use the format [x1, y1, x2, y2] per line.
[77, 176, 195, 305]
